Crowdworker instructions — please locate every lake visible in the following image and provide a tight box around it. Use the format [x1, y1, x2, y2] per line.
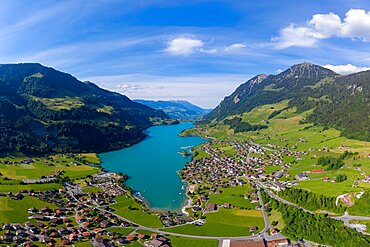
[98, 122, 206, 212]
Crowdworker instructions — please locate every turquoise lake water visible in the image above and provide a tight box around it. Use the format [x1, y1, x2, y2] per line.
[98, 122, 206, 212]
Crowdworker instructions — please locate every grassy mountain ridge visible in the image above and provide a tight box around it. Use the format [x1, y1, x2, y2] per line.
[0, 63, 170, 154]
[204, 62, 370, 141]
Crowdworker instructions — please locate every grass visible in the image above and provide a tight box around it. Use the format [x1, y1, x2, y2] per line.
[296, 179, 362, 197]
[0, 183, 62, 192]
[83, 186, 103, 193]
[110, 195, 163, 228]
[0, 153, 100, 181]
[97, 105, 114, 115]
[348, 192, 370, 216]
[73, 241, 93, 247]
[208, 184, 256, 209]
[267, 210, 285, 231]
[0, 196, 57, 224]
[165, 208, 264, 237]
[32, 96, 84, 110]
[170, 236, 218, 247]
[107, 227, 136, 236]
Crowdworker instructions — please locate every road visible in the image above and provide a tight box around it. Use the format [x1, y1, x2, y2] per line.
[65, 184, 268, 241]
[257, 188, 271, 237]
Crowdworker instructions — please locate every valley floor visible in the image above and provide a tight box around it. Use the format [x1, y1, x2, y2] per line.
[0, 101, 369, 246]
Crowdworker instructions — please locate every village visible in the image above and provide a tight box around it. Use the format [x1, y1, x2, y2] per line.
[0, 139, 367, 246]
[180, 140, 309, 214]
[0, 173, 175, 247]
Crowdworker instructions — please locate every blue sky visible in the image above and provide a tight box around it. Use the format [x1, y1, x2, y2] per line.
[2, 0, 370, 107]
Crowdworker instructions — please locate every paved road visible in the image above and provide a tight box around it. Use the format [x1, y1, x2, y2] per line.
[257, 188, 270, 237]
[66, 184, 267, 241]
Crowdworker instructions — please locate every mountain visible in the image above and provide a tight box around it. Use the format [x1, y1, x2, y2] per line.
[0, 63, 171, 154]
[204, 62, 370, 141]
[134, 99, 211, 120]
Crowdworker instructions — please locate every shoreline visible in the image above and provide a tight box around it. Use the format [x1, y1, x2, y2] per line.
[99, 122, 204, 215]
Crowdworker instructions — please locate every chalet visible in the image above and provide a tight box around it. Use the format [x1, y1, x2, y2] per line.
[36, 222, 45, 228]
[249, 226, 258, 233]
[61, 239, 70, 245]
[82, 231, 91, 238]
[138, 233, 147, 239]
[204, 203, 217, 213]
[295, 172, 308, 180]
[34, 215, 48, 221]
[25, 222, 34, 228]
[145, 236, 170, 247]
[39, 235, 52, 243]
[126, 235, 135, 241]
[93, 237, 115, 247]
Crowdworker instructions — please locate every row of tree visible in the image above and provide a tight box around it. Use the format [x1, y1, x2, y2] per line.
[279, 187, 344, 213]
[261, 190, 370, 247]
[223, 117, 267, 133]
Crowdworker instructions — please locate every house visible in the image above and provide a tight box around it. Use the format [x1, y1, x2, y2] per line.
[138, 233, 147, 239]
[92, 237, 114, 247]
[145, 236, 170, 247]
[249, 226, 258, 233]
[126, 235, 135, 241]
[39, 235, 52, 243]
[34, 215, 47, 221]
[204, 203, 217, 213]
[295, 172, 308, 180]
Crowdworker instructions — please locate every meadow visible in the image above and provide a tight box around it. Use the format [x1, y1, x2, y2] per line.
[208, 183, 256, 209]
[110, 195, 163, 228]
[0, 196, 57, 224]
[0, 153, 100, 180]
[165, 208, 264, 237]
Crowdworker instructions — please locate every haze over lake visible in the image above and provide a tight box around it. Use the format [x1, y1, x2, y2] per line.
[99, 122, 206, 212]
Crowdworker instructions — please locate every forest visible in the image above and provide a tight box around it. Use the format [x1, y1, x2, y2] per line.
[261, 190, 370, 247]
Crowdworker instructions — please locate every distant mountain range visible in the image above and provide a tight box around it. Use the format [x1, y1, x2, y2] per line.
[0, 63, 171, 154]
[204, 62, 370, 141]
[134, 99, 211, 120]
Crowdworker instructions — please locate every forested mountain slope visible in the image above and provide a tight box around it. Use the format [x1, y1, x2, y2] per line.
[0, 63, 170, 154]
[204, 62, 370, 141]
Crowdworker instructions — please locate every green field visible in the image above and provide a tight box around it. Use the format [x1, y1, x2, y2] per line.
[165, 208, 264, 237]
[0, 153, 100, 181]
[110, 195, 163, 228]
[32, 96, 85, 110]
[267, 210, 285, 231]
[107, 227, 136, 236]
[170, 236, 218, 247]
[296, 179, 362, 197]
[0, 196, 57, 224]
[208, 184, 256, 209]
[0, 183, 62, 192]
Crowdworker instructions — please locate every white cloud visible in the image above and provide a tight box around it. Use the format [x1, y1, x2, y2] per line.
[200, 48, 217, 54]
[165, 38, 204, 55]
[274, 9, 370, 49]
[224, 43, 247, 52]
[323, 64, 370, 74]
